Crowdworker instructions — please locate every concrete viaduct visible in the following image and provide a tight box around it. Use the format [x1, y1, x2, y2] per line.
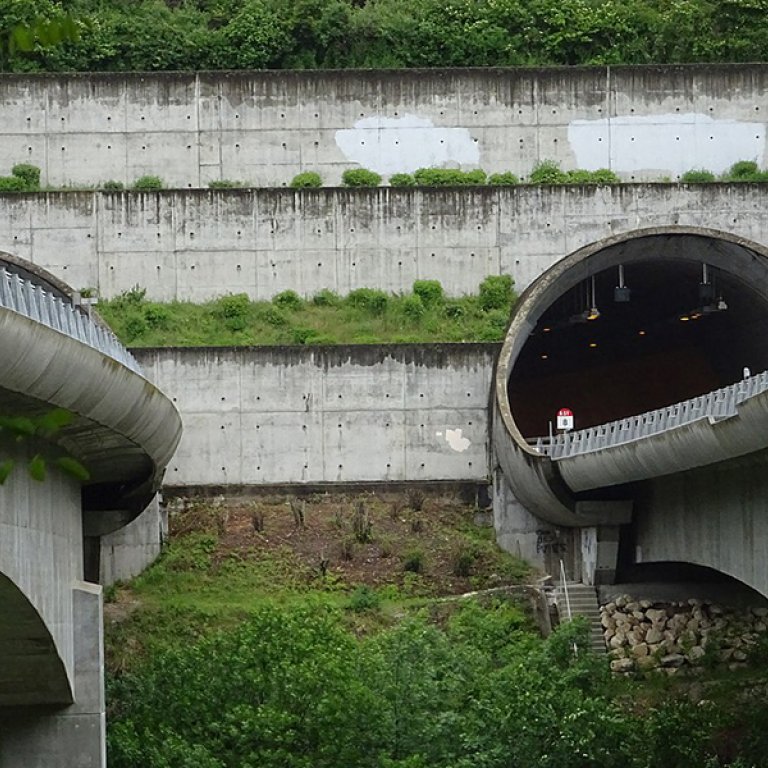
[0, 256, 180, 766]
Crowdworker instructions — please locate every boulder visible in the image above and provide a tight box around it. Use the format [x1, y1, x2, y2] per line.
[752, 607, 768, 618]
[661, 654, 686, 668]
[645, 608, 666, 624]
[601, 614, 615, 629]
[611, 658, 635, 674]
[687, 645, 706, 663]
[636, 655, 659, 670]
[631, 643, 649, 658]
[646, 628, 663, 645]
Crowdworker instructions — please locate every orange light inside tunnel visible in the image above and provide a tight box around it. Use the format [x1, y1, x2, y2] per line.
[588, 342, 598, 348]
[679, 315, 690, 322]
[638, 329, 647, 336]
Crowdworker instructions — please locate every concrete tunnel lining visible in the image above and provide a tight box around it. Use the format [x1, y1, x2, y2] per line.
[493, 226, 768, 526]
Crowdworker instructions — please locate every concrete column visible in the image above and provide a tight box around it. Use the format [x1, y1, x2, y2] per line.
[100, 495, 167, 586]
[493, 469, 576, 578]
[0, 583, 105, 768]
[580, 525, 620, 586]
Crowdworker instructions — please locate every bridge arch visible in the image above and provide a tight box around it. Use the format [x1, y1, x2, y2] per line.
[0, 571, 72, 706]
[493, 225, 768, 536]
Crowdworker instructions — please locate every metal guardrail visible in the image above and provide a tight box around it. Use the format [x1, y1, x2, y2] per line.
[530, 370, 768, 460]
[0, 267, 142, 375]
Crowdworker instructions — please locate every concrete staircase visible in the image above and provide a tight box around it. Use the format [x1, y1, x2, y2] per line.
[554, 582, 606, 654]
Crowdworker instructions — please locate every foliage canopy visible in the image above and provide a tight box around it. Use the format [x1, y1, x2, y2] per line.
[7, 0, 768, 72]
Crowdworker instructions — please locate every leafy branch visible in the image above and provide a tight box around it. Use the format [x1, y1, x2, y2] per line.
[0, 408, 90, 485]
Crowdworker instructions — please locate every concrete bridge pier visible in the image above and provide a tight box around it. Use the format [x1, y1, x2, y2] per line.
[0, 584, 105, 767]
[492, 471, 629, 585]
[0, 254, 181, 764]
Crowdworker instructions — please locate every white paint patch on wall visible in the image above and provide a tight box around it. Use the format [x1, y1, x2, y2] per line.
[335, 114, 480, 175]
[569, 114, 766, 175]
[440, 428, 471, 453]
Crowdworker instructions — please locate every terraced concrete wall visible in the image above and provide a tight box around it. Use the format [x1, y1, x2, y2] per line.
[134, 344, 496, 488]
[1, 184, 768, 301]
[1, 66, 766, 188]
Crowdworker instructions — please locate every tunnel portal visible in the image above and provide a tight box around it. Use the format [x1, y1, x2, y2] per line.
[507, 232, 768, 438]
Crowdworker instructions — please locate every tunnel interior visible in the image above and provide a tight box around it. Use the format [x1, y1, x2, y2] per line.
[508, 235, 768, 438]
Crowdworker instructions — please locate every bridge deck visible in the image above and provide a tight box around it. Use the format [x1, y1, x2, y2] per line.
[529, 371, 768, 460]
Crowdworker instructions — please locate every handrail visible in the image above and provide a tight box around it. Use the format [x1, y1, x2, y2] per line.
[531, 371, 768, 460]
[559, 559, 573, 621]
[0, 267, 142, 375]
[558, 559, 579, 657]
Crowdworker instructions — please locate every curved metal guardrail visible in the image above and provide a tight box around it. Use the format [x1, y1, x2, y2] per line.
[0, 266, 142, 375]
[530, 370, 768, 460]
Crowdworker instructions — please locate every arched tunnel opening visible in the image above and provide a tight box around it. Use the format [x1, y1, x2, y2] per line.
[508, 233, 768, 438]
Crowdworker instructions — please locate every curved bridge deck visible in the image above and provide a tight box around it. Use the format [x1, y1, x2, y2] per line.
[530, 371, 768, 460]
[0, 266, 140, 375]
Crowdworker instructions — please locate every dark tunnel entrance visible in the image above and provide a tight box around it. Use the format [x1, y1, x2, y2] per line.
[508, 233, 768, 438]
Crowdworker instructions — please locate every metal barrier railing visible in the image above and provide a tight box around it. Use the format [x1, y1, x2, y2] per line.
[530, 370, 768, 460]
[0, 267, 142, 375]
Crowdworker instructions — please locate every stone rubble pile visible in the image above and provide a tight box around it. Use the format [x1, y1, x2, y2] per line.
[602, 595, 768, 674]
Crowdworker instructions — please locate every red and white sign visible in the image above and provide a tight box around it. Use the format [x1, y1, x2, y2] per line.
[556, 408, 574, 431]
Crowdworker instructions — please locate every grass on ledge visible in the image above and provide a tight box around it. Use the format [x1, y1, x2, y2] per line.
[95, 277, 517, 347]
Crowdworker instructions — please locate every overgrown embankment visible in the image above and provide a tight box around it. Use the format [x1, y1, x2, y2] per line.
[98, 277, 516, 347]
[105, 493, 768, 767]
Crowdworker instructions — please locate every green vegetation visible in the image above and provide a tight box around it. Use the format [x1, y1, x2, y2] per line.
[101, 179, 124, 191]
[389, 172, 416, 187]
[132, 174, 163, 191]
[413, 168, 487, 186]
[208, 179, 246, 189]
[97, 277, 517, 346]
[0, 409, 89, 484]
[722, 160, 768, 183]
[0, 163, 41, 192]
[488, 171, 520, 186]
[290, 171, 323, 189]
[681, 169, 717, 183]
[342, 168, 382, 187]
[528, 160, 620, 185]
[105, 495, 768, 768]
[7, 0, 768, 72]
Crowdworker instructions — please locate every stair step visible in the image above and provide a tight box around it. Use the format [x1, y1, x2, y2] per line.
[553, 582, 606, 655]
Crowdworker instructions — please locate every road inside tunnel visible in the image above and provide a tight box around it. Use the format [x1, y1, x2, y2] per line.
[508, 249, 768, 439]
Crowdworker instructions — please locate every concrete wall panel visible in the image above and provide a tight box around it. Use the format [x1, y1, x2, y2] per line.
[136, 345, 497, 488]
[3, 185, 767, 301]
[1, 66, 767, 187]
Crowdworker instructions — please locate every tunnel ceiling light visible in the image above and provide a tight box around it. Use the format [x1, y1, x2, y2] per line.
[699, 263, 716, 304]
[542, 326, 552, 333]
[540, 353, 549, 360]
[614, 264, 631, 302]
[679, 314, 690, 322]
[588, 341, 598, 348]
[586, 275, 600, 320]
[638, 329, 647, 336]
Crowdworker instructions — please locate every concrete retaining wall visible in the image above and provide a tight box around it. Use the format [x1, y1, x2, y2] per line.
[2, 184, 768, 301]
[134, 344, 496, 488]
[1, 66, 767, 188]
